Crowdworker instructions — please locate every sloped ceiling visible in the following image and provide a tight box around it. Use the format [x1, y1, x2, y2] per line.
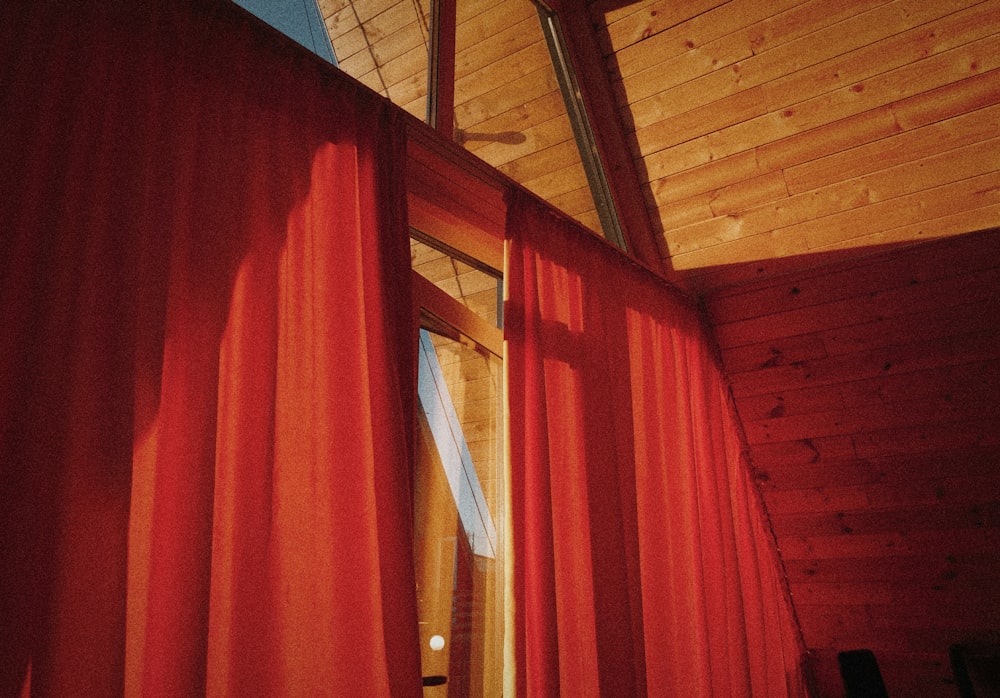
[315, 1, 999, 694]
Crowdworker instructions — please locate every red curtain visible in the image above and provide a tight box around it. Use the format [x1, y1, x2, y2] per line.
[0, 2, 421, 696]
[505, 190, 806, 696]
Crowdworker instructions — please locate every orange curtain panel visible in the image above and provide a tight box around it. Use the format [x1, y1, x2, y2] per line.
[505, 190, 807, 696]
[0, 2, 421, 695]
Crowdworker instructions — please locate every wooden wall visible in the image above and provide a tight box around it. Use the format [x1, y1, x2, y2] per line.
[594, 3, 1000, 694]
[593, 0, 1000, 276]
[701, 229, 1000, 696]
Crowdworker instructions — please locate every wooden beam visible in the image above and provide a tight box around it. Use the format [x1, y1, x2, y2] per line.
[541, 0, 666, 275]
[427, 0, 456, 136]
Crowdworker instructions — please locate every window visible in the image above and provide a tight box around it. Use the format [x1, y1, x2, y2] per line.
[232, 0, 336, 63]
[411, 235, 506, 694]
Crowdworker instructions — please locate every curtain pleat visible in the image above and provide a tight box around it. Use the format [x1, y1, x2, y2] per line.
[0, 2, 421, 696]
[505, 189, 806, 696]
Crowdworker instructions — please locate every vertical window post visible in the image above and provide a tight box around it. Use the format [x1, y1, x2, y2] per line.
[427, 0, 456, 137]
[535, 0, 663, 268]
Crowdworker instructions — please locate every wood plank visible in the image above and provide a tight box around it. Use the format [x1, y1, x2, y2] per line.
[338, 42, 379, 79]
[499, 139, 579, 184]
[548, 186, 599, 220]
[681, 214, 995, 290]
[521, 160, 591, 201]
[454, 15, 538, 80]
[625, 67, 739, 131]
[593, 0, 658, 28]
[329, 24, 368, 63]
[749, 434, 858, 467]
[892, 66, 1000, 130]
[382, 57, 427, 112]
[756, 104, 901, 174]
[667, 225, 811, 270]
[649, 149, 761, 201]
[720, 334, 828, 375]
[460, 91, 565, 158]
[639, 135, 713, 182]
[601, 0, 726, 59]
[786, 554, 1000, 585]
[801, 170, 1000, 249]
[619, 29, 754, 111]
[850, 416, 1000, 459]
[761, 0, 1000, 110]
[631, 1, 995, 153]
[745, 391, 999, 444]
[468, 112, 576, 171]
[714, 262, 1000, 349]
[791, 578, 1000, 607]
[699, 33, 1000, 169]
[737, 358, 1000, 423]
[756, 446, 1000, 494]
[741, 0, 910, 100]
[772, 501, 1000, 538]
[756, 68, 999, 174]
[704, 222, 1000, 299]
[728, 327, 1000, 398]
[378, 39, 427, 88]
[374, 23, 426, 81]
[632, 84, 765, 157]
[785, 103, 1000, 194]
[812, 203, 1000, 253]
[681, 167, 999, 263]
[615, 0, 884, 123]
[709, 229, 1000, 325]
[795, 601, 1000, 651]
[317, 0, 352, 18]
[325, 7, 361, 44]
[364, 3, 423, 48]
[453, 65, 558, 129]
[777, 524, 1000, 561]
[655, 193, 716, 231]
[454, 0, 535, 55]
[651, 103, 897, 195]
[764, 473, 1000, 518]
[708, 170, 789, 216]
[453, 40, 552, 107]
[821, 302, 1000, 357]
[746, 0, 892, 55]
[353, 0, 400, 24]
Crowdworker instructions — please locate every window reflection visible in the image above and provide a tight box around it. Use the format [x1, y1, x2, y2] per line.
[414, 326, 504, 696]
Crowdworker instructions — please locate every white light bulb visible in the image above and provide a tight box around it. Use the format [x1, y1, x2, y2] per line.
[429, 634, 445, 651]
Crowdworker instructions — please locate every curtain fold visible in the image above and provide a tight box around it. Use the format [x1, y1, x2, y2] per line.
[1, 2, 421, 696]
[505, 189, 806, 696]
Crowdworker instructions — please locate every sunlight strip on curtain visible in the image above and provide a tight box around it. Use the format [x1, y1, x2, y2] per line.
[505, 189, 807, 696]
[0, 2, 422, 695]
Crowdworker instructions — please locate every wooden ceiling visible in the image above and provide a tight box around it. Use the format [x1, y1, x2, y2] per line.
[316, 1, 999, 694]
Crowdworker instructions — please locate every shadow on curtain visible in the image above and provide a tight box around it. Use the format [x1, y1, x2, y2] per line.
[0, 2, 421, 695]
[505, 189, 807, 696]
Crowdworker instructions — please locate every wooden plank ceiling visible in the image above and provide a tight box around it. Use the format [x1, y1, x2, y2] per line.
[315, 1, 999, 695]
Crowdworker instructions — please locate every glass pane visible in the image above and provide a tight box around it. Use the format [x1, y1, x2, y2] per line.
[235, 0, 337, 63]
[415, 327, 504, 695]
[319, 0, 431, 120]
[453, 5, 602, 234]
[411, 237, 501, 329]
